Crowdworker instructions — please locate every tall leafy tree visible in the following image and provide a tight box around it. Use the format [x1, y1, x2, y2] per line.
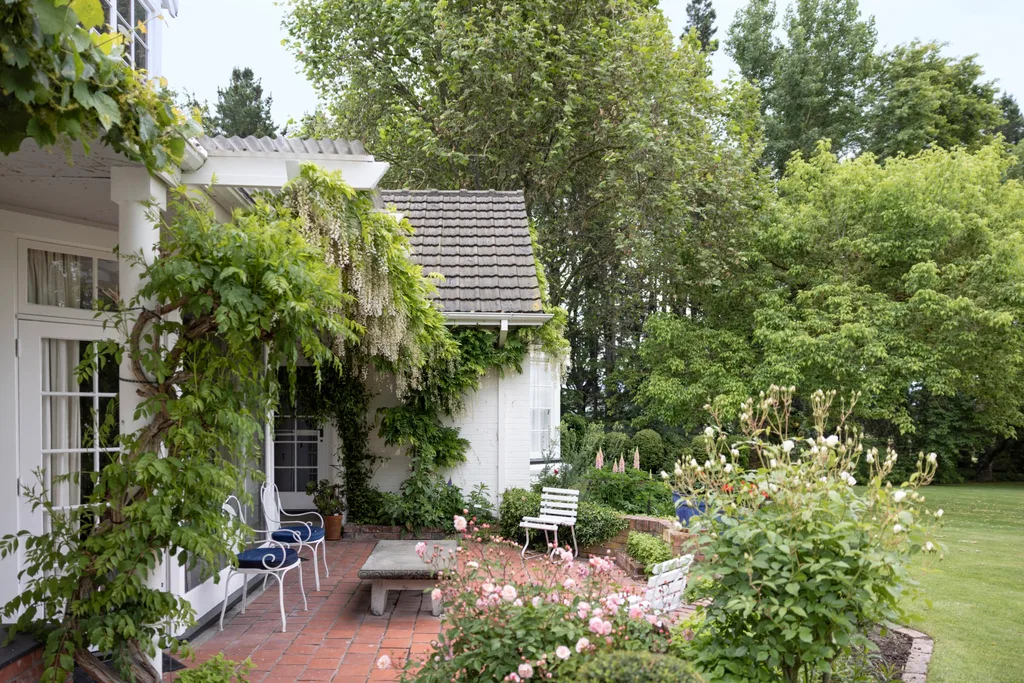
[865, 42, 1002, 158]
[209, 67, 277, 138]
[684, 0, 718, 52]
[638, 142, 1024, 481]
[996, 91, 1024, 144]
[285, 0, 767, 421]
[727, 0, 876, 173]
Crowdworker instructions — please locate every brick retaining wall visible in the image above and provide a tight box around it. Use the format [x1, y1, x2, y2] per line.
[342, 524, 447, 541]
[581, 515, 694, 560]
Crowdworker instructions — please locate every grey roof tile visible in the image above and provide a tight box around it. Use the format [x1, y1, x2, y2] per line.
[381, 189, 543, 314]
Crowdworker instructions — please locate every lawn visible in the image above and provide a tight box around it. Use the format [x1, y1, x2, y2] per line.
[903, 483, 1024, 683]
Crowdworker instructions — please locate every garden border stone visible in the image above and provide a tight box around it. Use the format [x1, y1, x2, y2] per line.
[892, 626, 934, 682]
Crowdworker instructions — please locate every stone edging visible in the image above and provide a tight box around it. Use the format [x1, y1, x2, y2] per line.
[892, 626, 934, 682]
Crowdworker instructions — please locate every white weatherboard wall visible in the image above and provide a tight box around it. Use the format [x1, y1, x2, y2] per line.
[363, 348, 544, 505]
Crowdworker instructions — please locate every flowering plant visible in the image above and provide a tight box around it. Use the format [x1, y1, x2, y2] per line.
[672, 387, 943, 683]
[404, 515, 682, 682]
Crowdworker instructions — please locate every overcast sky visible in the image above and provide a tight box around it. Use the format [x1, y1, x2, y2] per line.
[164, 0, 1024, 130]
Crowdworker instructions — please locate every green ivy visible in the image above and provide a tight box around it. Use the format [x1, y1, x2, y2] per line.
[1, 0, 199, 170]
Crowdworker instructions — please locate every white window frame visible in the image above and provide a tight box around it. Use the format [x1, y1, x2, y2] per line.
[18, 239, 120, 323]
[99, 0, 158, 72]
[529, 350, 559, 465]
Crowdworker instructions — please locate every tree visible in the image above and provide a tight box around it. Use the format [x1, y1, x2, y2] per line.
[865, 42, 1002, 158]
[684, 0, 718, 52]
[996, 91, 1024, 144]
[209, 67, 277, 138]
[727, 0, 876, 173]
[284, 0, 768, 422]
[638, 142, 1024, 480]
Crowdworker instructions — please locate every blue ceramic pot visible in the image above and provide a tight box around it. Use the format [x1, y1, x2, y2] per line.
[672, 492, 708, 527]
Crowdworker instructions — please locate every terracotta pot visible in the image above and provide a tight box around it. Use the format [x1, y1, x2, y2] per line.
[324, 515, 343, 541]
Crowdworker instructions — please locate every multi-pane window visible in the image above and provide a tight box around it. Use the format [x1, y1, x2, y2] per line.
[99, 0, 151, 71]
[40, 340, 119, 528]
[27, 248, 119, 311]
[273, 416, 321, 495]
[530, 355, 554, 464]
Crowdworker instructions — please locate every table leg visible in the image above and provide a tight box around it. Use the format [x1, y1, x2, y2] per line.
[370, 579, 388, 616]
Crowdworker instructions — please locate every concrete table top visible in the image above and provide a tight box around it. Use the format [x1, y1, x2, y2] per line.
[357, 540, 457, 579]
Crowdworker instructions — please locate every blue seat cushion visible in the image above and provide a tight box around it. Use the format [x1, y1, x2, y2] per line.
[237, 547, 299, 569]
[271, 525, 325, 543]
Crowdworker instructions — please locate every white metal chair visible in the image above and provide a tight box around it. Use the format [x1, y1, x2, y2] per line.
[519, 487, 580, 559]
[219, 495, 307, 633]
[260, 482, 328, 592]
[644, 554, 694, 614]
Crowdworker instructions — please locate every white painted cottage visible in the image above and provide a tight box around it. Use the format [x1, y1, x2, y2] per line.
[0, 0, 560, 637]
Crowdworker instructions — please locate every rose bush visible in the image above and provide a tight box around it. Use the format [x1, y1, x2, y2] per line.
[671, 387, 943, 683]
[405, 517, 689, 682]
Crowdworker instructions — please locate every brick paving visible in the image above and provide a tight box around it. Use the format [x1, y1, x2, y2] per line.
[181, 540, 436, 683]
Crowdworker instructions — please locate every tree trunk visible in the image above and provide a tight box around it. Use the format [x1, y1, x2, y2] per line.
[74, 647, 158, 683]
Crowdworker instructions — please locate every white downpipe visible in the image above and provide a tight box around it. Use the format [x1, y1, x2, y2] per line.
[111, 166, 167, 678]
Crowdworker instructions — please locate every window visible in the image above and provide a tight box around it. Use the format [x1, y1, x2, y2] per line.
[530, 354, 554, 464]
[273, 416, 321, 495]
[99, 0, 150, 71]
[23, 243, 119, 318]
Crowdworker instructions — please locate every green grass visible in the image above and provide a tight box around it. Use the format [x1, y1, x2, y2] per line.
[903, 484, 1024, 683]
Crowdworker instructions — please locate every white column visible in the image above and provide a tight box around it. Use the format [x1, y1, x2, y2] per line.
[111, 166, 167, 678]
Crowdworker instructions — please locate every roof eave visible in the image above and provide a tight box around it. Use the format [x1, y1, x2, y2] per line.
[443, 312, 552, 327]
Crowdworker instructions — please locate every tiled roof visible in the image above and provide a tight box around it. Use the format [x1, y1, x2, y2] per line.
[381, 190, 543, 314]
[196, 135, 369, 157]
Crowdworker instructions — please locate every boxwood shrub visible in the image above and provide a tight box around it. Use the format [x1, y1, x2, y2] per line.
[581, 468, 675, 517]
[573, 651, 703, 682]
[499, 488, 626, 549]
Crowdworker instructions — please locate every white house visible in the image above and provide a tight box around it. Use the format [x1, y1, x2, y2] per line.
[0, 0, 560, 644]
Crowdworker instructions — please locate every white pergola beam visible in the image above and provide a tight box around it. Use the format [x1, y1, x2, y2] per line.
[180, 156, 390, 190]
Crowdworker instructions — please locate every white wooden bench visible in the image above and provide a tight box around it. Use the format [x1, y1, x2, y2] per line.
[644, 554, 694, 614]
[519, 487, 579, 558]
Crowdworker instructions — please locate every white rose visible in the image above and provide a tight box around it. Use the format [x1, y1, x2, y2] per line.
[893, 524, 904, 533]
[825, 435, 839, 447]
[769, 458, 777, 468]
[782, 440, 795, 453]
[925, 541, 935, 552]
[724, 463, 733, 473]
[927, 452, 938, 464]
[893, 490, 907, 503]
[704, 426, 715, 438]
[935, 509, 944, 518]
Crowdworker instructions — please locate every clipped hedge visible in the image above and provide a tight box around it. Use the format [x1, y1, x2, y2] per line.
[581, 468, 675, 517]
[632, 428, 672, 474]
[573, 651, 703, 683]
[626, 531, 672, 574]
[499, 488, 626, 549]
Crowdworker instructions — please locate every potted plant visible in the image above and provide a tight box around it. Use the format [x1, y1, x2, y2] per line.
[306, 478, 345, 540]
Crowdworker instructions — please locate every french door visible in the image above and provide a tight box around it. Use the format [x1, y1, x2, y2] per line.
[16, 320, 118, 588]
[273, 414, 328, 510]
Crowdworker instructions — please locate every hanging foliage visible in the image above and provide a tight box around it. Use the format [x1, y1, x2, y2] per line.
[0, 0, 198, 170]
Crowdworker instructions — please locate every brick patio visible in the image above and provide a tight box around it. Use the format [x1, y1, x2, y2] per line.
[182, 540, 437, 683]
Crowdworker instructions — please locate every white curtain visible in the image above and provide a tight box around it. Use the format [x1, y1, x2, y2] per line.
[30, 249, 85, 508]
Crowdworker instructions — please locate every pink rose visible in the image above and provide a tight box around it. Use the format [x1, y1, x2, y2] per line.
[555, 645, 571, 660]
[415, 541, 427, 558]
[518, 663, 534, 679]
[431, 588, 442, 601]
[482, 582, 496, 594]
[588, 616, 605, 634]
[575, 637, 591, 653]
[376, 655, 392, 670]
[453, 515, 468, 532]
[501, 584, 518, 602]
[629, 605, 643, 619]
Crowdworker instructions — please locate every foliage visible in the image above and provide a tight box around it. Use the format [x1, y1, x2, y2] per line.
[177, 655, 252, 683]
[0, 0, 198, 170]
[683, 0, 718, 53]
[208, 67, 277, 138]
[625, 532, 673, 575]
[285, 0, 767, 423]
[582, 469, 674, 517]
[305, 478, 344, 517]
[573, 651, 702, 683]
[727, 0, 877, 173]
[671, 388, 942, 683]
[638, 142, 1024, 480]
[1, 190, 348, 683]
[499, 488, 627, 551]
[601, 432, 632, 464]
[408, 519, 676, 682]
[631, 429, 669, 475]
[865, 41, 1002, 159]
[996, 92, 1024, 145]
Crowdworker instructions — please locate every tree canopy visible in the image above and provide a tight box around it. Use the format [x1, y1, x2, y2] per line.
[193, 67, 278, 138]
[684, 0, 718, 52]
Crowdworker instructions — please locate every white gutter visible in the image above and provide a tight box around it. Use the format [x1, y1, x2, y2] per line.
[444, 312, 552, 327]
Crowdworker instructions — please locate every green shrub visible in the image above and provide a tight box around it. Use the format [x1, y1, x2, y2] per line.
[632, 429, 670, 474]
[602, 431, 631, 462]
[177, 655, 252, 683]
[573, 651, 703, 683]
[581, 468, 675, 516]
[626, 531, 672, 573]
[499, 488, 626, 549]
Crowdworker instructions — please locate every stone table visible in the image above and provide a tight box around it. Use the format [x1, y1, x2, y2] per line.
[357, 540, 457, 616]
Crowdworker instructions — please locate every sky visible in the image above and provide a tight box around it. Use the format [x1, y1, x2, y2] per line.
[164, 0, 1024, 129]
